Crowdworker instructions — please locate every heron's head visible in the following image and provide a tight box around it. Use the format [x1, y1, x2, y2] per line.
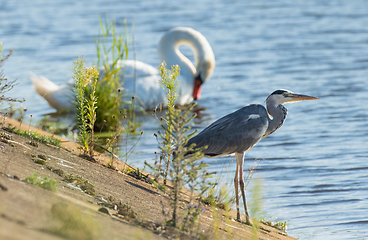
[266, 89, 319, 105]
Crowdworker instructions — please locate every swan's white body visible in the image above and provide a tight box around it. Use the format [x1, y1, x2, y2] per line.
[31, 27, 215, 111]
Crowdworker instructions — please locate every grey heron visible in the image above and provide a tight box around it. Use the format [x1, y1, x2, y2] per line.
[186, 89, 318, 225]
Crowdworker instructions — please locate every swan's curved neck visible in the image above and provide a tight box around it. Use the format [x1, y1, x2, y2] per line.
[158, 27, 214, 83]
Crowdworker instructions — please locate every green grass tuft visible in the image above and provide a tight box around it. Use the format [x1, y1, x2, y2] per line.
[260, 218, 288, 233]
[48, 202, 100, 240]
[63, 173, 95, 196]
[202, 184, 233, 211]
[7, 126, 61, 147]
[24, 173, 58, 192]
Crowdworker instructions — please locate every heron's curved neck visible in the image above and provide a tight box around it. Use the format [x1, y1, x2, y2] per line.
[264, 103, 288, 138]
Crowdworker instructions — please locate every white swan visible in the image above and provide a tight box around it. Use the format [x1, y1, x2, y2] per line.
[31, 27, 215, 111]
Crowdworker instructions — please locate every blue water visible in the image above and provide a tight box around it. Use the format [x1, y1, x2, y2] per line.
[1, 1, 368, 239]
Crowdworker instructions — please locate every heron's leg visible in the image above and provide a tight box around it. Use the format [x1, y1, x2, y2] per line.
[236, 152, 252, 225]
[234, 157, 240, 221]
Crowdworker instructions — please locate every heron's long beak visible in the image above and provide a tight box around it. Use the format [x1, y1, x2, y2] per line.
[193, 75, 203, 100]
[288, 93, 319, 103]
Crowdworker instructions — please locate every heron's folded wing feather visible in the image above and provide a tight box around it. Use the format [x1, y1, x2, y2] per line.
[187, 104, 269, 157]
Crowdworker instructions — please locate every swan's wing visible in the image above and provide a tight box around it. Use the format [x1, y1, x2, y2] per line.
[117, 60, 158, 79]
[115, 60, 166, 109]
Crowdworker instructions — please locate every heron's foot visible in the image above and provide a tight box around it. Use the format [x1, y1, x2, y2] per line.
[236, 216, 253, 226]
[245, 217, 253, 226]
[236, 210, 253, 226]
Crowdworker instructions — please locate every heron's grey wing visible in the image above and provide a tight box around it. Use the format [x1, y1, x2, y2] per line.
[187, 104, 269, 157]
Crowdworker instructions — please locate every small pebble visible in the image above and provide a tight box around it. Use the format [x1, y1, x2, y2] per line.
[98, 207, 111, 216]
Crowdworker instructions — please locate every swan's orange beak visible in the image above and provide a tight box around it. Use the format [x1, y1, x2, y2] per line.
[193, 76, 203, 100]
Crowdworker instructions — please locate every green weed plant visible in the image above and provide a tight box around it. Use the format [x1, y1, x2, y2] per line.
[90, 16, 142, 165]
[93, 16, 133, 132]
[250, 178, 263, 239]
[0, 43, 24, 108]
[147, 62, 212, 235]
[73, 56, 99, 157]
[249, 178, 288, 235]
